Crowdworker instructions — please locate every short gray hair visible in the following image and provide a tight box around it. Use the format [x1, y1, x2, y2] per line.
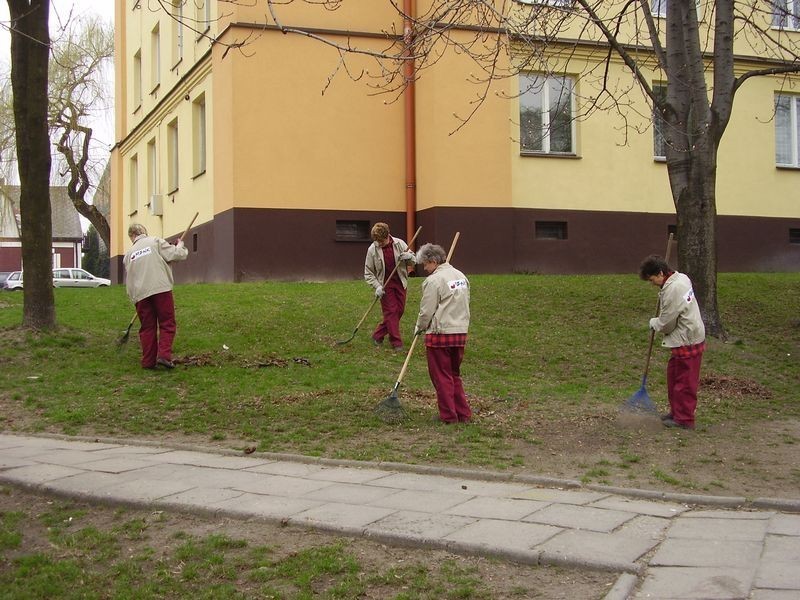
[128, 223, 147, 238]
[416, 243, 446, 265]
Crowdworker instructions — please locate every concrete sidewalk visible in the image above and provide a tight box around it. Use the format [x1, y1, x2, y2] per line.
[1, 433, 798, 600]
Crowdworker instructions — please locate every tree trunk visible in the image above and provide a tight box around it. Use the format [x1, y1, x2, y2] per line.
[9, 0, 55, 330]
[668, 140, 727, 340]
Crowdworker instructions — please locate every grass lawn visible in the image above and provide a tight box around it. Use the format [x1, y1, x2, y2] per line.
[0, 272, 798, 496]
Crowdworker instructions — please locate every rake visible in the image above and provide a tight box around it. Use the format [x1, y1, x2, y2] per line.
[336, 225, 422, 345]
[116, 212, 200, 349]
[375, 232, 460, 423]
[622, 232, 674, 414]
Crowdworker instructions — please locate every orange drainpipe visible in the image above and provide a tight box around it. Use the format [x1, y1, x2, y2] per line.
[403, 0, 417, 248]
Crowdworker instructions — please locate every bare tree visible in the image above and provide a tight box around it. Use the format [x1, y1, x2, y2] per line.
[6, 0, 54, 330]
[49, 14, 114, 248]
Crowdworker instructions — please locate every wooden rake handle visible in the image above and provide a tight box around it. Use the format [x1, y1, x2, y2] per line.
[643, 232, 674, 380]
[394, 231, 461, 388]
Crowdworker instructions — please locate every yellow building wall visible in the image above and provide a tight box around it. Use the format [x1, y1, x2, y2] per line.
[215, 29, 406, 213]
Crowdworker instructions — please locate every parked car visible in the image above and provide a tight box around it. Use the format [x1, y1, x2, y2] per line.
[0, 272, 11, 286]
[3, 271, 23, 291]
[52, 268, 110, 288]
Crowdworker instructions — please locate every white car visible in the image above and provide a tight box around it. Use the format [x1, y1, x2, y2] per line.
[52, 268, 111, 288]
[3, 271, 23, 290]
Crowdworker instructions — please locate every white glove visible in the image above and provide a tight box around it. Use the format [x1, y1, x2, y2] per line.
[649, 317, 659, 331]
[375, 285, 385, 298]
[175, 239, 185, 249]
[399, 251, 415, 262]
[414, 326, 424, 336]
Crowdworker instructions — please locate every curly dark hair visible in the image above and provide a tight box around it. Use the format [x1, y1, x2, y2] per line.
[639, 255, 670, 280]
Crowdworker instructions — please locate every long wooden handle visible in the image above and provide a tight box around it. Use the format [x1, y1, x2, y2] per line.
[383, 226, 422, 284]
[179, 212, 200, 242]
[446, 232, 460, 263]
[643, 232, 675, 379]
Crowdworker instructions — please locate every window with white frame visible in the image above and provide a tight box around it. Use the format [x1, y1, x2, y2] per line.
[171, 1, 183, 65]
[150, 24, 160, 90]
[772, 0, 800, 29]
[196, 0, 211, 35]
[651, 0, 667, 17]
[133, 50, 142, 108]
[519, 74, 575, 154]
[192, 94, 206, 176]
[129, 155, 139, 214]
[167, 118, 179, 192]
[653, 83, 668, 160]
[147, 138, 158, 199]
[775, 94, 800, 167]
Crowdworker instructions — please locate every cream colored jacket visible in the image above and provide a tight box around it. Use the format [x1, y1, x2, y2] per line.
[415, 263, 470, 334]
[649, 272, 706, 348]
[123, 234, 188, 304]
[364, 237, 414, 290]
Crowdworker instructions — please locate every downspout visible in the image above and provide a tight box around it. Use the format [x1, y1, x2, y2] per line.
[403, 0, 417, 248]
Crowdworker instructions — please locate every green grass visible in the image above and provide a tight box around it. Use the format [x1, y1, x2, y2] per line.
[0, 273, 798, 472]
[2, 494, 570, 600]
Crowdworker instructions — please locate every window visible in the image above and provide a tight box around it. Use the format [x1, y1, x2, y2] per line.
[167, 118, 179, 193]
[150, 24, 160, 90]
[133, 50, 142, 108]
[652, 0, 667, 17]
[772, 0, 800, 30]
[520, 74, 575, 154]
[653, 83, 668, 160]
[147, 138, 158, 199]
[129, 155, 139, 214]
[192, 94, 207, 176]
[775, 94, 800, 167]
[789, 228, 800, 244]
[171, 1, 183, 65]
[336, 220, 370, 242]
[196, 0, 211, 35]
[535, 221, 568, 240]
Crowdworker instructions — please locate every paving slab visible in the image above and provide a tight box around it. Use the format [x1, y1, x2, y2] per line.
[666, 517, 769, 541]
[370, 472, 532, 497]
[615, 515, 671, 539]
[366, 510, 476, 539]
[367, 489, 469, 513]
[635, 566, 756, 599]
[444, 518, 562, 551]
[157, 487, 245, 509]
[761, 534, 800, 563]
[211, 492, 323, 519]
[650, 538, 763, 567]
[443, 496, 550, 520]
[538, 529, 659, 565]
[145, 450, 272, 470]
[289, 502, 396, 530]
[681, 509, 773, 520]
[301, 482, 399, 504]
[589, 496, 689, 518]
[754, 560, 800, 590]
[0, 456, 35, 470]
[0, 463, 86, 484]
[514, 487, 609, 505]
[769, 513, 800, 535]
[750, 590, 800, 599]
[93, 478, 196, 503]
[523, 503, 636, 532]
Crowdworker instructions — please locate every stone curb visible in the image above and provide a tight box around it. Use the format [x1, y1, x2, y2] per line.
[603, 573, 640, 600]
[3, 432, 798, 512]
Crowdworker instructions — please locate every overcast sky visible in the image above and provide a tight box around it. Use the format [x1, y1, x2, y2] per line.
[0, 1, 116, 193]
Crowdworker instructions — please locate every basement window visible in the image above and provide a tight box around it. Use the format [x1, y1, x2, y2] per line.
[790, 228, 800, 244]
[336, 220, 370, 242]
[535, 221, 568, 240]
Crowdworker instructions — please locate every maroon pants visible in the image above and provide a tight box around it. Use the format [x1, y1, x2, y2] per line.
[373, 279, 406, 348]
[136, 291, 177, 368]
[426, 345, 471, 423]
[667, 351, 704, 427]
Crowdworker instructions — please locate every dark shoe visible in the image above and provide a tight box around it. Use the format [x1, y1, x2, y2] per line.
[393, 345, 405, 353]
[662, 417, 694, 430]
[372, 338, 383, 347]
[660, 412, 673, 422]
[156, 357, 175, 369]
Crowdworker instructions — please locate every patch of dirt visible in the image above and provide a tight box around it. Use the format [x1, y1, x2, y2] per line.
[174, 353, 313, 368]
[0, 486, 615, 598]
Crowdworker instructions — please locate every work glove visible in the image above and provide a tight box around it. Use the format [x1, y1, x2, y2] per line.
[649, 317, 659, 331]
[414, 326, 424, 336]
[175, 239, 185, 249]
[399, 251, 415, 262]
[375, 285, 385, 298]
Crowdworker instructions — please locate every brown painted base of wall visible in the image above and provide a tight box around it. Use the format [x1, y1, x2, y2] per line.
[111, 207, 800, 284]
